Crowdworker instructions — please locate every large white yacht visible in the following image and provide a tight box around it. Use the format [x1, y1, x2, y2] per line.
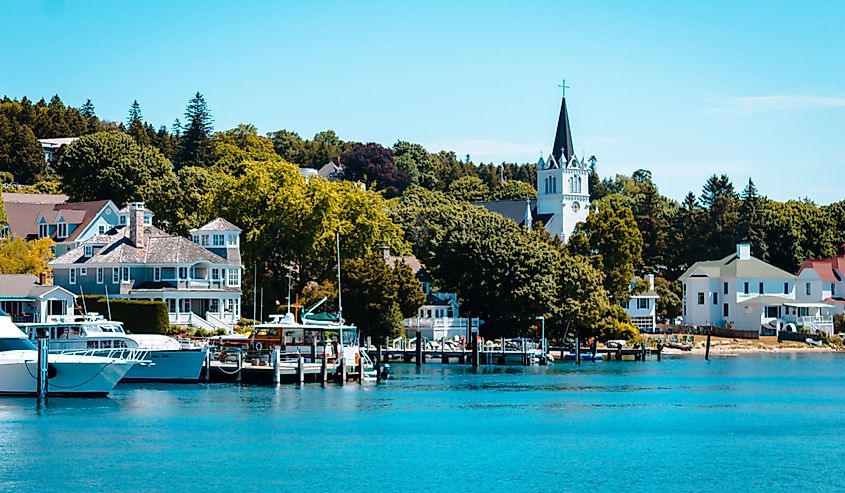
[0, 312, 136, 396]
[20, 314, 209, 382]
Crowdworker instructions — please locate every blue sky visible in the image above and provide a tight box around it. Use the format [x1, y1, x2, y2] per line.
[3, 0, 844, 204]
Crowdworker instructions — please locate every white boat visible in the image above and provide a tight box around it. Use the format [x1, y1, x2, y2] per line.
[0, 313, 136, 396]
[20, 314, 209, 382]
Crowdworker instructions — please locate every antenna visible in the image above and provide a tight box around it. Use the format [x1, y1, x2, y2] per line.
[286, 270, 292, 315]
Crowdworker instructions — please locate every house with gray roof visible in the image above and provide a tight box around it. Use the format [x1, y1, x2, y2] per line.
[622, 274, 659, 331]
[0, 274, 75, 324]
[50, 202, 242, 332]
[679, 243, 833, 336]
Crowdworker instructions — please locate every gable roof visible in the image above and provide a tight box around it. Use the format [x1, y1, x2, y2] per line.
[473, 199, 553, 228]
[0, 274, 74, 299]
[192, 217, 242, 232]
[679, 253, 796, 281]
[4, 198, 112, 241]
[799, 248, 845, 282]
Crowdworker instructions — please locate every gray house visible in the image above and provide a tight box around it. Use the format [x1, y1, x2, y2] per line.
[50, 203, 242, 332]
[0, 274, 75, 323]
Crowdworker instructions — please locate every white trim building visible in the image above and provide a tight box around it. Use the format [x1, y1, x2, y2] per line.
[623, 274, 658, 331]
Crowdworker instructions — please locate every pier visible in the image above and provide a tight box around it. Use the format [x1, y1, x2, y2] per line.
[202, 347, 370, 384]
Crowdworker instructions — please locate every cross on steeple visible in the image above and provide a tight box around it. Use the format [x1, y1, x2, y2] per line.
[558, 79, 570, 98]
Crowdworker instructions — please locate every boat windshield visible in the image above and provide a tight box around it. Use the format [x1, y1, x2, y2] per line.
[0, 338, 37, 352]
[87, 324, 125, 334]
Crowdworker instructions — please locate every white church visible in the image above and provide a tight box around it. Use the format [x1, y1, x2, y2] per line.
[477, 93, 590, 242]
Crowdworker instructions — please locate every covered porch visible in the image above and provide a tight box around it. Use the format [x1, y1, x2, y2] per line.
[739, 296, 835, 336]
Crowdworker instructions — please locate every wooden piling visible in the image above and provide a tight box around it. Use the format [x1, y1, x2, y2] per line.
[641, 343, 646, 362]
[616, 346, 622, 360]
[236, 351, 243, 382]
[705, 332, 711, 361]
[297, 354, 304, 384]
[311, 341, 317, 362]
[320, 351, 328, 386]
[415, 330, 422, 366]
[357, 353, 364, 384]
[339, 358, 347, 385]
[657, 343, 662, 361]
[376, 346, 382, 384]
[471, 335, 479, 368]
[204, 348, 211, 382]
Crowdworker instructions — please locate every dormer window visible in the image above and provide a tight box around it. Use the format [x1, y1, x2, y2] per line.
[98, 224, 106, 234]
[226, 234, 238, 246]
[143, 214, 152, 226]
[192, 235, 199, 244]
[201, 235, 209, 246]
[213, 234, 224, 246]
[56, 222, 68, 239]
[38, 223, 49, 238]
[84, 245, 93, 257]
[119, 215, 126, 225]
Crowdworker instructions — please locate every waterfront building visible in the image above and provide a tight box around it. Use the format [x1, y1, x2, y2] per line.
[623, 274, 658, 331]
[50, 203, 242, 332]
[378, 247, 472, 341]
[0, 274, 75, 323]
[796, 244, 845, 315]
[477, 92, 590, 242]
[2, 193, 121, 256]
[680, 243, 833, 335]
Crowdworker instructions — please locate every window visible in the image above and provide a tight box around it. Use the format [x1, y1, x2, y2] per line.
[121, 267, 130, 283]
[228, 269, 240, 287]
[56, 222, 67, 239]
[637, 298, 649, 309]
[84, 245, 93, 257]
[153, 267, 161, 282]
[143, 214, 152, 226]
[806, 282, 811, 296]
[80, 267, 87, 276]
[178, 267, 188, 279]
[784, 282, 789, 295]
[723, 303, 729, 317]
[119, 215, 126, 225]
[227, 235, 238, 246]
[112, 268, 119, 283]
[723, 282, 728, 295]
[96, 268, 104, 284]
[39, 223, 49, 238]
[211, 269, 220, 281]
[166, 299, 176, 313]
[69, 268, 76, 284]
[98, 224, 106, 234]
[201, 235, 209, 246]
[759, 282, 764, 294]
[697, 292, 704, 305]
[713, 292, 718, 305]
[743, 282, 749, 295]
[213, 234, 224, 246]
[209, 299, 219, 313]
[192, 235, 199, 244]
[180, 299, 191, 312]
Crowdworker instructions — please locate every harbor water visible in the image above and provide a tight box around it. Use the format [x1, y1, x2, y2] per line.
[2, 353, 845, 492]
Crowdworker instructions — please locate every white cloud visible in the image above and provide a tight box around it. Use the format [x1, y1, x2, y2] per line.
[711, 95, 845, 114]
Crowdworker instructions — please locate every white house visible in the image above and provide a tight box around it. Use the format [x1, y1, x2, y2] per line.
[37, 137, 77, 164]
[623, 274, 658, 331]
[680, 243, 834, 335]
[477, 94, 590, 242]
[50, 203, 242, 332]
[0, 274, 75, 323]
[797, 244, 845, 315]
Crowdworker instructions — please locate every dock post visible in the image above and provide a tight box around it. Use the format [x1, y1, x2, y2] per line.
[441, 337, 448, 364]
[501, 337, 505, 365]
[591, 340, 597, 359]
[236, 350, 243, 383]
[575, 336, 581, 366]
[320, 353, 328, 386]
[376, 346, 382, 383]
[657, 342, 662, 361]
[272, 347, 281, 384]
[204, 347, 211, 382]
[641, 343, 646, 362]
[297, 353, 304, 384]
[472, 334, 479, 368]
[415, 330, 422, 366]
[311, 341, 317, 363]
[705, 331, 711, 361]
[357, 353, 364, 385]
[616, 346, 622, 360]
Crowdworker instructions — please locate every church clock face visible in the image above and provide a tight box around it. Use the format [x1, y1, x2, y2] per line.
[571, 201, 580, 213]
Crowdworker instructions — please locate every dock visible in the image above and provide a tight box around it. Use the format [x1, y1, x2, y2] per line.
[202, 348, 371, 384]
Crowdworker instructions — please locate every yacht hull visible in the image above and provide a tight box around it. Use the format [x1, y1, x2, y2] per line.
[122, 347, 209, 382]
[0, 353, 134, 396]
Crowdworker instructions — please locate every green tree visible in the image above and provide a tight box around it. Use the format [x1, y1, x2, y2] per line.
[700, 174, 739, 259]
[55, 132, 176, 206]
[393, 141, 437, 189]
[654, 276, 681, 322]
[447, 175, 489, 201]
[176, 92, 214, 169]
[393, 260, 426, 318]
[0, 115, 47, 184]
[490, 180, 537, 200]
[267, 129, 307, 166]
[738, 178, 767, 260]
[633, 179, 669, 271]
[126, 100, 151, 146]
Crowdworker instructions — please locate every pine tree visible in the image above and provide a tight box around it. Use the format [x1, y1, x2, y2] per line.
[700, 174, 739, 259]
[126, 100, 150, 146]
[80, 99, 95, 118]
[738, 178, 768, 260]
[176, 92, 213, 169]
[127, 100, 143, 125]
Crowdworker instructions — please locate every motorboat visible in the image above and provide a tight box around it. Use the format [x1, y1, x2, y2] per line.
[20, 314, 209, 382]
[0, 311, 137, 396]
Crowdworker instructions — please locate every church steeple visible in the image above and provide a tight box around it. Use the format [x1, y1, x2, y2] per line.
[551, 96, 574, 166]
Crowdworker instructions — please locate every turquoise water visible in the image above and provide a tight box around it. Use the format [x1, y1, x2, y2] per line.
[2, 354, 845, 492]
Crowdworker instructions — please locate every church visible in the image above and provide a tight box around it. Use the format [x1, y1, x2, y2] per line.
[476, 93, 591, 242]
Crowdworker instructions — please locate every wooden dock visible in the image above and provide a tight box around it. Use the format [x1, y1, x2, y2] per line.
[202, 348, 371, 384]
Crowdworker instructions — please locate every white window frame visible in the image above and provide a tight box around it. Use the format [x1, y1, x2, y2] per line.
[112, 267, 119, 283]
[180, 299, 191, 313]
[98, 224, 106, 234]
[227, 269, 240, 287]
[96, 268, 104, 284]
[57, 222, 68, 239]
[192, 235, 199, 244]
[213, 234, 224, 246]
[211, 268, 220, 281]
[38, 223, 49, 238]
[143, 214, 152, 226]
[80, 267, 87, 277]
[84, 245, 93, 257]
[121, 267, 130, 284]
[178, 267, 188, 280]
[200, 235, 209, 246]
[637, 298, 649, 309]
[226, 234, 238, 246]
[69, 268, 77, 285]
[153, 267, 161, 282]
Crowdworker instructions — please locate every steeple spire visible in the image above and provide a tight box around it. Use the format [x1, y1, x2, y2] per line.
[551, 89, 574, 166]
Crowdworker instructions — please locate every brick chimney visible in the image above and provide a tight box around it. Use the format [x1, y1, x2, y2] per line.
[129, 202, 145, 248]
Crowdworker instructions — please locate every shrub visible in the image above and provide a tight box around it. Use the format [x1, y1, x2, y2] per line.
[81, 295, 169, 334]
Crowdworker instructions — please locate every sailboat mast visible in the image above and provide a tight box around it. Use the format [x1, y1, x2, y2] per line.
[336, 231, 343, 324]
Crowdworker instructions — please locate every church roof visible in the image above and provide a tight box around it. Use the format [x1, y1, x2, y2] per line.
[551, 97, 574, 166]
[473, 200, 552, 228]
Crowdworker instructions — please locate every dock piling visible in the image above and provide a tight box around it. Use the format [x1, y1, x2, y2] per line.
[272, 347, 281, 384]
[297, 353, 304, 384]
[641, 343, 646, 362]
[471, 334, 479, 369]
[204, 347, 211, 382]
[339, 359, 346, 385]
[320, 353, 328, 386]
[705, 332, 711, 360]
[236, 350, 243, 383]
[441, 337, 449, 364]
[415, 330, 422, 366]
[575, 336, 581, 366]
[357, 354, 364, 385]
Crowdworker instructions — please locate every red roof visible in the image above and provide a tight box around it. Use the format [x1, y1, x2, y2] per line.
[4, 199, 112, 242]
[799, 252, 844, 282]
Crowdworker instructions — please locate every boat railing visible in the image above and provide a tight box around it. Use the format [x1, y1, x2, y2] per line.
[57, 348, 151, 364]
